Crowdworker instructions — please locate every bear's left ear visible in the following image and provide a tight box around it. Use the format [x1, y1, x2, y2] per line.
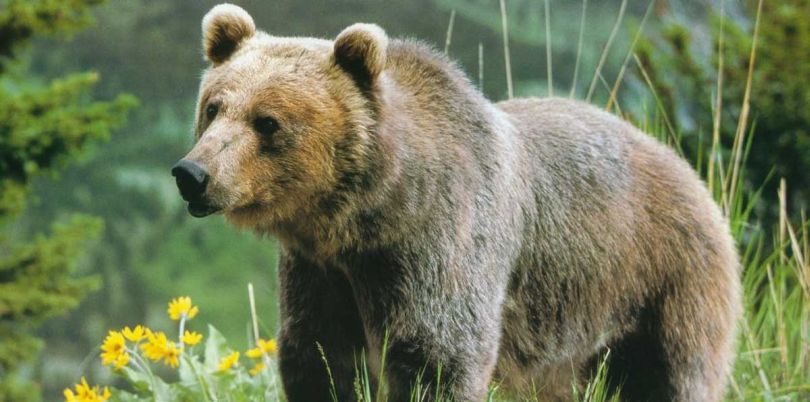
[202, 4, 256, 65]
[333, 23, 388, 89]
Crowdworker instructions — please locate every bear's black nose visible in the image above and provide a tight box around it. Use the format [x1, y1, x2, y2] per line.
[171, 159, 210, 202]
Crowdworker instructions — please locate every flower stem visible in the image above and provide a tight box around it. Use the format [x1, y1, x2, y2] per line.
[178, 313, 187, 349]
[183, 353, 213, 402]
[127, 346, 159, 398]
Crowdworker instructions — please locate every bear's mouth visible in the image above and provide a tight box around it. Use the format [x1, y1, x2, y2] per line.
[187, 202, 222, 218]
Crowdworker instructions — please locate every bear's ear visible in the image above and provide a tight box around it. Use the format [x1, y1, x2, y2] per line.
[333, 23, 388, 89]
[202, 4, 256, 65]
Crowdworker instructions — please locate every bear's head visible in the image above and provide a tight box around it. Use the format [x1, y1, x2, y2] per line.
[172, 4, 388, 232]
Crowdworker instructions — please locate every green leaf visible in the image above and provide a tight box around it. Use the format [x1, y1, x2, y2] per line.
[204, 324, 229, 373]
[107, 388, 143, 402]
[120, 366, 151, 393]
[120, 366, 172, 401]
[178, 353, 198, 385]
[179, 352, 215, 401]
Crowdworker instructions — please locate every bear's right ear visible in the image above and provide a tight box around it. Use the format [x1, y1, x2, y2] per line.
[202, 4, 256, 65]
[333, 23, 388, 90]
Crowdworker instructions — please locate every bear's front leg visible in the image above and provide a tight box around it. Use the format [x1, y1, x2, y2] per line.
[383, 329, 499, 402]
[277, 251, 369, 402]
[347, 249, 502, 402]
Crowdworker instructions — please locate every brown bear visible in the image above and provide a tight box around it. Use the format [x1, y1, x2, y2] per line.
[171, 4, 741, 402]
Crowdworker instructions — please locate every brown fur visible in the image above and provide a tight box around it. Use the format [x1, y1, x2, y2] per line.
[174, 5, 742, 402]
[202, 4, 256, 65]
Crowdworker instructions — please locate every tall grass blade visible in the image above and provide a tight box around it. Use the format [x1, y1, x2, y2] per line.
[606, 0, 654, 113]
[597, 72, 622, 115]
[248, 283, 260, 345]
[444, 10, 456, 55]
[586, 0, 627, 102]
[570, 0, 588, 98]
[375, 332, 390, 402]
[478, 42, 484, 90]
[544, 0, 553, 97]
[632, 54, 683, 155]
[317, 342, 340, 402]
[726, 0, 764, 211]
[708, 0, 726, 191]
[499, 0, 513, 99]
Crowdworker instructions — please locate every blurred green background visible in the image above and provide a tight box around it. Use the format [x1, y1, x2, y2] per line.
[2, 0, 807, 400]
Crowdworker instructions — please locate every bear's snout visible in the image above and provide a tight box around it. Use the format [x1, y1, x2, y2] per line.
[171, 159, 218, 217]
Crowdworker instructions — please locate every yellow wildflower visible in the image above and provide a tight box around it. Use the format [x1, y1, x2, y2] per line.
[122, 325, 146, 342]
[63, 377, 111, 402]
[140, 330, 169, 362]
[246, 338, 278, 358]
[163, 342, 181, 368]
[218, 351, 240, 372]
[140, 330, 182, 368]
[259, 338, 277, 354]
[100, 331, 129, 369]
[167, 296, 199, 321]
[182, 330, 203, 346]
[248, 361, 265, 376]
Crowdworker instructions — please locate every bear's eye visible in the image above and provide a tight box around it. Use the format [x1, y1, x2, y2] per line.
[205, 103, 219, 120]
[254, 116, 280, 136]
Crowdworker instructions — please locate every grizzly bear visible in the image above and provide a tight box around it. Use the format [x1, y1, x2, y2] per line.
[171, 4, 741, 402]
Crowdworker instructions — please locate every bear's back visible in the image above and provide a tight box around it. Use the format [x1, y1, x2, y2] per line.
[495, 96, 730, 271]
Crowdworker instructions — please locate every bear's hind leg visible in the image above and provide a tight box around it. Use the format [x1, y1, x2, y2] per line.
[652, 277, 738, 402]
[604, 278, 738, 402]
[600, 315, 673, 401]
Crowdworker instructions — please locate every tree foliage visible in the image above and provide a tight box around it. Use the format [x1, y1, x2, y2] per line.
[635, 0, 810, 220]
[0, 0, 135, 400]
[0, 0, 102, 72]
